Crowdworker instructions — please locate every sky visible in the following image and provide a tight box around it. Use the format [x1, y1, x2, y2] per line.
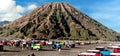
[0, 0, 120, 32]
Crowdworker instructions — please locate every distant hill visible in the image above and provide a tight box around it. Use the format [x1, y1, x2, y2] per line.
[0, 21, 10, 26]
[0, 2, 119, 41]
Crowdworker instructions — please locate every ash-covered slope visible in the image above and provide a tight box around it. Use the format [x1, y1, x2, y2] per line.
[1, 2, 118, 40]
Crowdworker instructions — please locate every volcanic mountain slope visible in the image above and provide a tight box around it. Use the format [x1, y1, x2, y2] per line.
[0, 2, 118, 40]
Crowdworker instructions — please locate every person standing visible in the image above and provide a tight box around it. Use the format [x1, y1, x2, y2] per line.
[31, 53, 35, 56]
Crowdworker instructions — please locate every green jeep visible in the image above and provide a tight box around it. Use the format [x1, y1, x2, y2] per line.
[31, 44, 43, 51]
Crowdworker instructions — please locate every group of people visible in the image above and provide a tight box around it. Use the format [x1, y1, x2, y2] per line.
[1, 39, 76, 50]
[1, 39, 38, 49]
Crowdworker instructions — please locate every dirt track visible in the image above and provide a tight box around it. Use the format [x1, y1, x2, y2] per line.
[0, 43, 110, 56]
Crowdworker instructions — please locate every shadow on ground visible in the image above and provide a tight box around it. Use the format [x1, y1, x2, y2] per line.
[61, 48, 71, 50]
[39, 49, 56, 51]
[0, 50, 20, 52]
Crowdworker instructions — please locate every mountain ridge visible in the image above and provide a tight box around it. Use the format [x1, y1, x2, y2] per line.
[0, 21, 10, 26]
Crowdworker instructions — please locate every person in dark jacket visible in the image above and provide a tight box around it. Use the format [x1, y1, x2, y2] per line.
[31, 53, 35, 56]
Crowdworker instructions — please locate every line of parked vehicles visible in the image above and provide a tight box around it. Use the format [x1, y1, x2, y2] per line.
[78, 44, 120, 56]
[0, 39, 84, 51]
[0, 39, 100, 51]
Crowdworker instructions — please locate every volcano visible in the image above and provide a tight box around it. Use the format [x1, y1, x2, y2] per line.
[0, 2, 118, 40]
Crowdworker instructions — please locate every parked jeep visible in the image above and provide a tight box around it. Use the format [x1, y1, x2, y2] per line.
[31, 44, 43, 51]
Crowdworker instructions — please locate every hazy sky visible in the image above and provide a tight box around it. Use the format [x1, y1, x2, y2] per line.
[0, 0, 120, 32]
